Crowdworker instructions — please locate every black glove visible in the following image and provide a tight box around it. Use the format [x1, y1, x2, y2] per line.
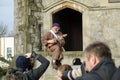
[8, 68, 17, 74]
[31, 51, 38, 58]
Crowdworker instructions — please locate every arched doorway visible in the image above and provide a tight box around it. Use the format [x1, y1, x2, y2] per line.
[52, 8, 83, 51]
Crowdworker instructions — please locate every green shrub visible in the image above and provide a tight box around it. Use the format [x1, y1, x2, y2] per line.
[0, 57, 10, 77]
[0, 67, 7, 77]
[0, 57, 10, 64]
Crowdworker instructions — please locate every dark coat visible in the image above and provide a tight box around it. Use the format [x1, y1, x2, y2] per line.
[112, 67, 120, 80]
[24, 54, 50, 80]
[76, 58, 117, 80]
[41, 31, 65, 50]
[41, 31, 65, 61]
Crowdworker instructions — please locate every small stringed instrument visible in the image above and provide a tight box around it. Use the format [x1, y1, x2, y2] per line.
[47, 34, 67, 47]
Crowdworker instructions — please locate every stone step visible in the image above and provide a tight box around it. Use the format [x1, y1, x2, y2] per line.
[34, 51, 82, 80]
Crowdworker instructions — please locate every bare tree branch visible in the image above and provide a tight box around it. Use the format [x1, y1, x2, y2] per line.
[0, 23, 8, 36]
[8, 31, 14, 36]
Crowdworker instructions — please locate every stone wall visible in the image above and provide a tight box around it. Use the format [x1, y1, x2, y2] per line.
[14, 0, 29, 54]
[14, 0, 120, 56]
[84, 9, 120, 56]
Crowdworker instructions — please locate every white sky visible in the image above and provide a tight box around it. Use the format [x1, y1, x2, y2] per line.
[0, 0, 14, 32]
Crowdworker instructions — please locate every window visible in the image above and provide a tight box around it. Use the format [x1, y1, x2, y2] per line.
[7, 47, 12, 60]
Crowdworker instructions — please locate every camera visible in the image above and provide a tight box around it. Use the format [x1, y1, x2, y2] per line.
[62, 59, 86, 80]
[8, 68, 17, 74]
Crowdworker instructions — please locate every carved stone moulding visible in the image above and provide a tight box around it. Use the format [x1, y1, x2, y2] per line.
[109, 0, 120, 3]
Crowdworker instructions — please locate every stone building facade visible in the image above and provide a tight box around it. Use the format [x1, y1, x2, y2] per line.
[14, 0, 120, 56]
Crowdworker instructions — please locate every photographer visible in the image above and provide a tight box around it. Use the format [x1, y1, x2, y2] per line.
[4, 51, 50, 80]
[62, 42, 117, 80]
[57, 64, 73, 80]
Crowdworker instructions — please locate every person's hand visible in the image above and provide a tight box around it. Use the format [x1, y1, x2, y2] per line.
[74, 69, 82, 77]
[59, 34, 67, 40]
[25, 53, 32, 58]
[59, 36, 64, 40]
[57, 70, 62, 80]
[48, 39, 57, 43]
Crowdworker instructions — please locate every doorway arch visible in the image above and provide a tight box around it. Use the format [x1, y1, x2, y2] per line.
[52, 8, 83, 51]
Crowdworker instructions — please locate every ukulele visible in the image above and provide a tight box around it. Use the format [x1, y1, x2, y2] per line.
[47, 34, 67, 47]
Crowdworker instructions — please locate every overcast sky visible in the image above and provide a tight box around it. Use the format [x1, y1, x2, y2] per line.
[0, 0, 14, 32]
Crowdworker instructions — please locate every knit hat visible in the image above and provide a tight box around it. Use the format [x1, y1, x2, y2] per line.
[16, 55, 30, 69]
[53, 23, 60, 27]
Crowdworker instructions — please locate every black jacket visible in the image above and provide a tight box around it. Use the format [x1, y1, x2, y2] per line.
[25, 53, 50, 80]
[112, 67, 120, 80]
[76, 58, 117, 80]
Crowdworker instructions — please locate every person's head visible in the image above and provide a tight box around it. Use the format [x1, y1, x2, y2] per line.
[72, 58, 82, 65]
[52, 23, 60, 33]
[16, 55, 32, 71]
[57, 64, 72, 80]
[2, 72, 26, 80]
[84, 41, 112, 72]
[1, 75, 18, 80]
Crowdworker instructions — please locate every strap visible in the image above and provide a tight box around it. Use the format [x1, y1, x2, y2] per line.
[50, 30, 59, 39]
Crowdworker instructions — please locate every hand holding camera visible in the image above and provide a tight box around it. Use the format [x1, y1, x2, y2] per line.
[61, 59, 86, 80]
[25, 53, 32, 58]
